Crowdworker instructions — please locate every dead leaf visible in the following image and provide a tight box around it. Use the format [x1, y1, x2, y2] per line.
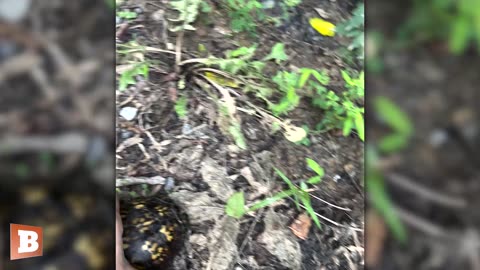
[284, 124, 307, 143]
[289, 213, 312, 240]
[204, 71, 239, 88]
[202, 75, 237, 118]
[132, 52, 144, 61]
[116, 64, 136, 75]
[116, 136, 143, 153]
[366, 210, 386, 267]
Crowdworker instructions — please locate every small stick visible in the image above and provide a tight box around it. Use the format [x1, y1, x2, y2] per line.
[387, 172, 467, 209]
[116, 176, 167, 187]
[287, 197, 363, 232]
[175, 32, 184, 74]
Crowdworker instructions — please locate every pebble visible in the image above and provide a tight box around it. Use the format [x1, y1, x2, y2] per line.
[429, 129, 448, 147]
[119, 106, 138, 121]
[181, 123, 192, 135]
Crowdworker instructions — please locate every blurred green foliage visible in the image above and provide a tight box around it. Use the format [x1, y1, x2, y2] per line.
[374, 96, 414, 153]
[400, 0, 480, 54]
[336, 3, 365, 60]
[367, 97, 414, 243]
[366, 146, 407, 243]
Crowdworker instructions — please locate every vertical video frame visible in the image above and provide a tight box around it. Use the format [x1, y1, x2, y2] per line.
[116, 0, 364, 269]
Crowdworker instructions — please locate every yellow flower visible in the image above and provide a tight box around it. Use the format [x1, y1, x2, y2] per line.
[309, 18, 336, 37]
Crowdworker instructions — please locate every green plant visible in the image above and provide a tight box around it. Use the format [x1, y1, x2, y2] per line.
[366, 97, 414, 243]
[226, 158, 325, 228]
[117, 10, 137, 20]
[228, 122, 247, 149]
[169, 0, 204, 31]
[269, 71, 300, 116]
[174, 96, 188, 119]
[336, 3, 364, 60]
[225, 0, 264, 34]
[190, 44, 360, 143]
[118, 62, 149, 91]
[366, 146, 407, 243]
[199, 43, 296, 116]
[374, 96, 413, 153]
[116, 41, 151, 91]
[283, 0, 301, 7]
[299, 68, 364, 141]
[399, 0, 480, 54]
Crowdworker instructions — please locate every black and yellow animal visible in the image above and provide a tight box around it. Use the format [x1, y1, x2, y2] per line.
[120, 195, 188, 270]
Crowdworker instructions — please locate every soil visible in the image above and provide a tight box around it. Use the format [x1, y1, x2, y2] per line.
[368, 1, 480, 269]
[116, 1, 364, 270]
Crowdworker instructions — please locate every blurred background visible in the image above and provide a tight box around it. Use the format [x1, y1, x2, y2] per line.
[366, 0, 480, 269]
[0, 0, 115, 269]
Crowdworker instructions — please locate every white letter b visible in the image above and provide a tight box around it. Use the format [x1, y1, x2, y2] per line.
[17, 230, 39, 253]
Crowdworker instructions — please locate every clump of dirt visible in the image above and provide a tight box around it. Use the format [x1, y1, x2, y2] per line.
[116, 0, 364, 269]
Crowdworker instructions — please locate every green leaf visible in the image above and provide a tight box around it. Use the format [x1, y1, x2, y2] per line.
[475, 12, 480, 51]
[354, 112, 364, 141]
[299, 191, 321, 228]
[229, 123, 247, 150]
[367, 167, 407, 243]
[298, 68, 312, 88]
[248, 190, 296, 212]
[374, 96, 413, 136]
[274, 167, 295, 189]
[117, 10, 137, 19]
[307, 176, 322, 184]
[228, 46, 257, 58]
[343, 118, 354, 136]
[306, 158, 324, 178]
[119, 72, 135, 91]
[274, 167, 300, 209]
[311, 70, 330, 85]
[174, 96, 188, 119]
[341, 70, 353, 85]
[226, 192, 246, 218]
[263, 43, 288, 64]
[449, 15, 471, 54]
[379, 133, 409, 153]
[200, 1, 212, 12]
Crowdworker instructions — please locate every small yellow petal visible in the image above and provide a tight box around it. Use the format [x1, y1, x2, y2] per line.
[309, 18, 336, 37]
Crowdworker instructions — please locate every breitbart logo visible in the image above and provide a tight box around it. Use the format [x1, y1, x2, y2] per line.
[10, 224, 43, 260]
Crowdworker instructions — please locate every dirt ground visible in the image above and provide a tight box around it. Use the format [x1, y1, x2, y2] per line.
[116, 0, 364, 269]
[368, 1, 480, 269]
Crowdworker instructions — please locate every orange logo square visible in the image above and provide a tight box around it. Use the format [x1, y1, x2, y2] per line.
[10, 224, 43, 260]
